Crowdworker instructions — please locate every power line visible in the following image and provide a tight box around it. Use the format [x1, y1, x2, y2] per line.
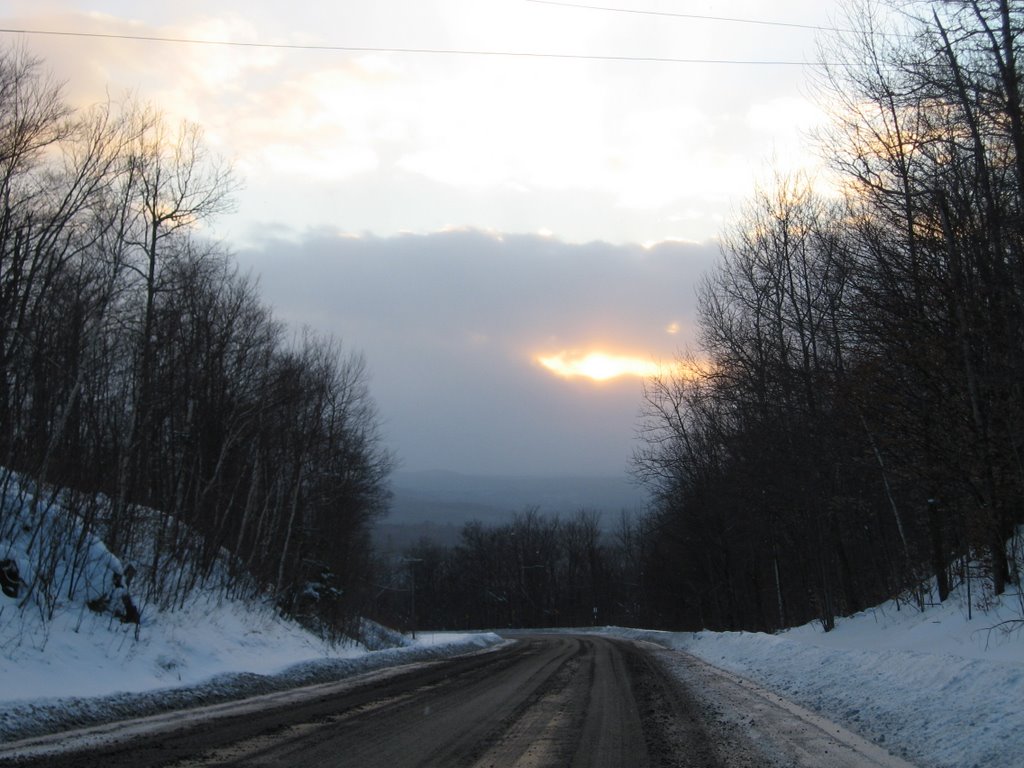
[527, 0, 919, 42]
[525, 0, 861, 35]
[0, 27, 818, 66]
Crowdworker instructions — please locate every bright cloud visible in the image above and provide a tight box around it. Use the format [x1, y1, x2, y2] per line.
[537, 351, 661, 382]
[536, 349, 708, 384]
[5, 0, 838, 244]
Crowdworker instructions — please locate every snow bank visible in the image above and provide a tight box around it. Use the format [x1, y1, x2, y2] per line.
[0, 470, 505, 744]
[0, 607, 503, 743]
[602, 584, 1024, 768]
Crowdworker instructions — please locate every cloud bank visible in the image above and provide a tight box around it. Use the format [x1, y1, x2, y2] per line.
[236, 228, 719, 476]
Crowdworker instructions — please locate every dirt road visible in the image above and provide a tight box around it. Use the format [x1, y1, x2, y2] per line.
[0, 634, 917, 767]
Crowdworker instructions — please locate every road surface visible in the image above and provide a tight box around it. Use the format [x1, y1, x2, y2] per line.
[0, 634, 917, 767]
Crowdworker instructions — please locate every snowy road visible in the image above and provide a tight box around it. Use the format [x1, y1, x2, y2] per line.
[0, 634, 918, 767]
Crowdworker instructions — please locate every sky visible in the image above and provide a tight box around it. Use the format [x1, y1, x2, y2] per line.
[1, 0, 840, 477]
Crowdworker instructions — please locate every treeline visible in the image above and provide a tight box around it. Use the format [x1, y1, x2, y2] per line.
[0, 47, 391, 635]
[633, 0, 1024, 632]
[373, 508, 653, 631]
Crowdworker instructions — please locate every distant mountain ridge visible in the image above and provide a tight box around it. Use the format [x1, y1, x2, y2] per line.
[386, 470, 647, 527]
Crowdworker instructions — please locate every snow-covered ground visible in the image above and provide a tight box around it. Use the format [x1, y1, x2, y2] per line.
[0, 471, 504, 742]
[0, 594, 503, 742]
[606, 581, 1024, 768]
[0, 592, 498, 703]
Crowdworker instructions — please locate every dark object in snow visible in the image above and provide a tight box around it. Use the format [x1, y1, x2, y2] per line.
[0, 558, 22, 598]
[120, 593, 140, 624]
[87, 595, 110, 614]
[86, 588, 140, 624]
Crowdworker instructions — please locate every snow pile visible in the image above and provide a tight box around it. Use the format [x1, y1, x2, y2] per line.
[606, 582, 1024, 768]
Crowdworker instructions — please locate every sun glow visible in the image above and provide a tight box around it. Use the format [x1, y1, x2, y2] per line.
[537, 351, 661, 382]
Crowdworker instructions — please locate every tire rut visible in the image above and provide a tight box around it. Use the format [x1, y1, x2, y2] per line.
[620, 640, 727, 768]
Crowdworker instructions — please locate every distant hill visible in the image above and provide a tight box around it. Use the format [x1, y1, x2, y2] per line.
[375, 470, 648, 552]
[386, 470, 647, 526]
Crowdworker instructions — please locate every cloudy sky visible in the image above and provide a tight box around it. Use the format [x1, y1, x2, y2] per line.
[3, 0, 840, 476]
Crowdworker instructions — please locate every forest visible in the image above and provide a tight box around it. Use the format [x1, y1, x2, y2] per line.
[632, 0, 1024, 631]
[0, 44, 392, 638]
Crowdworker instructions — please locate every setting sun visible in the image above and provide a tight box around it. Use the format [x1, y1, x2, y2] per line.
[537, 351, 661, 382]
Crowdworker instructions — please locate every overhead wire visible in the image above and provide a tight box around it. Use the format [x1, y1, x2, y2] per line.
[0, 26, 821, 66]
[0, 0, 891, 67]
[524, 0, 854, 34]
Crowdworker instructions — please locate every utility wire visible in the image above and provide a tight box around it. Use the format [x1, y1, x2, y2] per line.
[525, 0, 850, 33]
[0, 27, 818, 66]
[525, 0, 891, 37]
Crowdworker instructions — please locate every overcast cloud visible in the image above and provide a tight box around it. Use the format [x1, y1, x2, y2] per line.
[237, 229, 718, 475]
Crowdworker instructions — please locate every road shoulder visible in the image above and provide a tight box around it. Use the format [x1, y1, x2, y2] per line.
[643, 641, 918, 768]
